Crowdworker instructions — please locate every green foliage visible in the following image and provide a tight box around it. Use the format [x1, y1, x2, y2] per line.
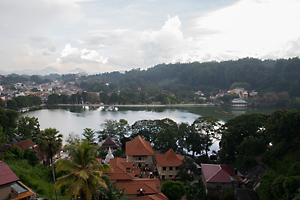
[83, 128, 96, 144]
[161, 180, 186, 200]
[177, 157, 197, 183]
[220, 190, 237, 200]
[16, 116, 40, 142]
[185, 181, 207, 200]
[55, 140, 111, 200]
[5, 145, 24, 160]
[6, 159, 56, 199]
[219, 113, 269, 164]
[6, 99, 18, 110]
[37, 128, 63, 166]
[24, 148, 39, 166]
[192, 116, 221, 156]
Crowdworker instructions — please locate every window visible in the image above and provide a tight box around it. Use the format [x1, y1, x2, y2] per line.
[169, 167, 173, 170]
[176, 167, 179, 170]
[139, 157, 141, 160]
[163, 167, 166, 170]
[169, 175, 173, 178]
[162, 175, 165, 180]
[126, 168, 131, 172]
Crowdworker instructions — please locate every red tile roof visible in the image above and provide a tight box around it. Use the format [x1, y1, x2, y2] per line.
[113, 179, 160, 195]
[155, 148, 183, 167]
[201, 163, 235, 183]
[0, 161, 19, 185]
[13, 139, 36, 150]
[107, 158, 135, 180]
[126, 136, 154, 156]
[131, 193, 169, 200]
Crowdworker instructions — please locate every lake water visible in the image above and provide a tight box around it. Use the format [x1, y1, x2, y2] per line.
[22, 106, 276, 152]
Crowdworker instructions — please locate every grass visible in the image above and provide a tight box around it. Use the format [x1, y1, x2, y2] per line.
[6, 159, 56, 199]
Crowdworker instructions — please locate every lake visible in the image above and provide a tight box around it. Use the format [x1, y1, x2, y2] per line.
[22, 106, 276, 152]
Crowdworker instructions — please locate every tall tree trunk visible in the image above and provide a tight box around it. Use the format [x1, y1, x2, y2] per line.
[51, 157, 58, 200]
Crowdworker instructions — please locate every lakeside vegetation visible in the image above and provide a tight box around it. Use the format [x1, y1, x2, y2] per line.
[2, 57, 300, 109]
[1, 99, 300, 199]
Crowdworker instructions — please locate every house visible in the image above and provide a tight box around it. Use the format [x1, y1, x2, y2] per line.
[13, 139, 36, 150]
[106, 158, 136, 183]
[107, 158, 163, 199]
[113, 179, 161, 199]
[232, 98, 248, 107]
[125, 136, 154, 168]
[131, 193, 168, 200]
[155, 148, 183, 180]
[98, 137, 122, 152]
[0, 161, 34, 200]
[201, 163, 241, 198]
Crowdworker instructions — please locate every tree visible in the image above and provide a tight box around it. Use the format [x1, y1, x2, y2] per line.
[38, 128, 63, 199]
[98, 119, 130, 142]
[55, 140, 111, 200]
[47, 94, 60, 105]
[38, 128, 63, 167]
[6, 99, 18, 110]
[219, 113, 269, 164]
[24, 148, 39, 166]
[16, 116, 40, 142]
[83, 128, 96, 144]
[161, 180, 186, 200]
[177, 157, 197, 183]
[192, 116, 221, 156]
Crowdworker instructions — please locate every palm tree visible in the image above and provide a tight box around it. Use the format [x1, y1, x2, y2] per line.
[38, 128, 63, 167]
[55, 140, 111, 200]
[37, 128, 63, 200]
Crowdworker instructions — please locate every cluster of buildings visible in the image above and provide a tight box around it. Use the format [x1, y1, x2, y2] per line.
[0, 134, 261, 200]
[99, 136, 260, 200]
[0, 79, 82, 103]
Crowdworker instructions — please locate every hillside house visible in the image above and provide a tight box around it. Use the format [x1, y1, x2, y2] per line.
[125, 136, 154, 168]
[107, 158, 165, 199]
[0, 161, 34, 200]
[201, 164, 242, 198]
[155, 148, 183, 180]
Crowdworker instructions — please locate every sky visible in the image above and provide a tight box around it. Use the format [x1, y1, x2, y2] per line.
[1, 0, 300, 74]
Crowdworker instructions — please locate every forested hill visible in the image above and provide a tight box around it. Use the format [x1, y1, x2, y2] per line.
[84, 57, 300, 97]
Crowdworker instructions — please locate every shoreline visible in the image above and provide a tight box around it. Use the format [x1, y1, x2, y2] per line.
[49, 103, 217, 107]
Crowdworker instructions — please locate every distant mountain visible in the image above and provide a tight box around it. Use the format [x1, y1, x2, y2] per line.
[0, 67, 59, 76]
[0, 67, 92, 76]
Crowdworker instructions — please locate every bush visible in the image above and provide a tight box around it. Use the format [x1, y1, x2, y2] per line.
[161, 180, 186, 200]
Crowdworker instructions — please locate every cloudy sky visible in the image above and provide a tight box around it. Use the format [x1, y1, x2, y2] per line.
[1, 0, 300, 74]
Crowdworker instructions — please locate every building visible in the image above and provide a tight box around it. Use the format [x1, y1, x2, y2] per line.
[201, 164, 241, 198]
[98, 137, 122, 152]
[125, 136, 154, 168]
[106, 158, 165, 199]
[155, 148, 183, 180]
[0, 161, 34, 200]
[232, 98, 248, 107]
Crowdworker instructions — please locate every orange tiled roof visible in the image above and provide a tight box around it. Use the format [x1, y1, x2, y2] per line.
[13, 139, 36, 150]
[107, 158, 135, 180]
[155, 148, 183, 167]
[113, 179, 160, 195]
[126, 136, 154, 156]
[131, 193, 168, 200]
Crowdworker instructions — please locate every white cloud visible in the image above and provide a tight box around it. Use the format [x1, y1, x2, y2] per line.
[191, 0, 300, 61]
